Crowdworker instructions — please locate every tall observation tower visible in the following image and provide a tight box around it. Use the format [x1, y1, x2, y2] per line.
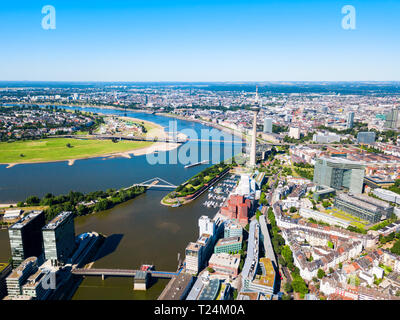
[249, 87, 260, 168]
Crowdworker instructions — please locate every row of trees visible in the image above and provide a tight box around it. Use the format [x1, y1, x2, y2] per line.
[19, 186, 146, 222]
[174, 161, 233, 197]
[266, 206, 309, 298]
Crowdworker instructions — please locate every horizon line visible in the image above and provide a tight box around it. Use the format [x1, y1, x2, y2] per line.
[1, 80, 400, 84]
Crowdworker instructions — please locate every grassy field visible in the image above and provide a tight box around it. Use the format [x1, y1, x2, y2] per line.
[0, 138, 153, 164]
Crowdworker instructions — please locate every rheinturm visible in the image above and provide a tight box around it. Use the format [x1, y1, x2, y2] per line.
[249, 107, 259, 167]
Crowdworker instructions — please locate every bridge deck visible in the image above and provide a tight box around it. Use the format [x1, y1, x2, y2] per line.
[72, 268, 177, 279]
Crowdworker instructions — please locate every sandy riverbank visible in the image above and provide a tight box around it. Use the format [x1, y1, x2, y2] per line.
[116, 115, 167, 140]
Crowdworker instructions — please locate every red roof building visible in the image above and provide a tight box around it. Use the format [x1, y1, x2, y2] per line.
[220, 194, 251, 226]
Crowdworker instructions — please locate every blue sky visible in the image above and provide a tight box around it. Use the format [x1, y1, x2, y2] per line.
[0, 0, 399, 81]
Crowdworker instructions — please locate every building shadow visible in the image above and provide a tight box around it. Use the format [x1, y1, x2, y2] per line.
[93, 233, 124, 262]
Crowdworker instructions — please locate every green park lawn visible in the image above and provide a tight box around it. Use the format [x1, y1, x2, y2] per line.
[0, 138, 153, 164]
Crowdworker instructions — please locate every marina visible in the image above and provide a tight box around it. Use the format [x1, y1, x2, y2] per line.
[202, 175, 239, 209]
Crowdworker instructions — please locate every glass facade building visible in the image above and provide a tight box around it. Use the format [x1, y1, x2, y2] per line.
[334, 193, 391, 223]
[357, 132, 376, 145]
[346, 112, 355, 129]
[42, 211, 76, 266]
[385, 107, 400, 129]
[313, 157, 365, 194]
[8, 211, 45, 267]
[214, 236, 242, 254]
[263, 118, 273, 133]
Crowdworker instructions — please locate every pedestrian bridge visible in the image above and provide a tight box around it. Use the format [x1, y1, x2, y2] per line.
[129, 177, 177, 190]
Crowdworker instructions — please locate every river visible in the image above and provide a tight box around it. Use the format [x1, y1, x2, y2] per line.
[0, 106, 242, 299]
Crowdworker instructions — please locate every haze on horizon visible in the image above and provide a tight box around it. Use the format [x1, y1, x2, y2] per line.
[0, 0, 399, 82]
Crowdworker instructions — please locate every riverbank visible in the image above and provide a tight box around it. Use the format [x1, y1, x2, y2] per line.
[161, 162, 233, 207]
[157, 112, 247, 143]
[0, 138, 157, 166]
[0, 109, 183, 166]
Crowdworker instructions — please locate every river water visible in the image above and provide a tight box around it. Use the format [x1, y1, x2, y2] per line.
[0, 107, 241, 299]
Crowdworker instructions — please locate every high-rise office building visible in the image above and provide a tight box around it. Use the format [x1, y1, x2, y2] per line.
[385, 107, 400, 129]
[263, 118, 273, 133]
[198, 216, 215, 238]
[185, 242, 203, 275]
[42, 211, 76, 266]
[8, 211, 45, 267]
[346, 112, 355, 129]
[313, 157, 365, 194]
[357, 131, 376, 145]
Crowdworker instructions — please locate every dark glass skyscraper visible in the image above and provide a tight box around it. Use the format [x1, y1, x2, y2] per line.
[42, 211, 76, 266]
[8, 211, 45, 267]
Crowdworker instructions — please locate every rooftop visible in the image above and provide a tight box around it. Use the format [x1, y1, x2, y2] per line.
[215, 236, 242, 246]
[336, 193, 383, 213]
[158, 273, 193, 300]
[199, 279, 220, 300]
[43, 211, 73, 230]
[209, 253, 240, 269]
[186, 242, 201, 252]
[10, 211, 43, 230]
[7, 257, 37, 280]
[252, 258, 276, 288]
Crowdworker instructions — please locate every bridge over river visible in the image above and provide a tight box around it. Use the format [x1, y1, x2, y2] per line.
[71, 268, 180, 279]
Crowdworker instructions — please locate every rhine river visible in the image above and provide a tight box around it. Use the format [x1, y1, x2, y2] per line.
[0, 107, 242, 299]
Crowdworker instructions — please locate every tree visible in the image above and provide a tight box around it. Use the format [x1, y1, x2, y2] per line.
[281, 245, 294, 265]
[391, 239, 400, 256]
[26, 196, 40, 205]
[284, 282, 293, 293]
[278, 256, 287, 267]
[76, 204, 89, 216]
[207, 267, 215, 273]
[292, 277, 308, 295]
[322, 200, 331, 208]
[255, 210, 262, 221]
[317, 269, 325, 279]
[289, 207, 297, 213]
